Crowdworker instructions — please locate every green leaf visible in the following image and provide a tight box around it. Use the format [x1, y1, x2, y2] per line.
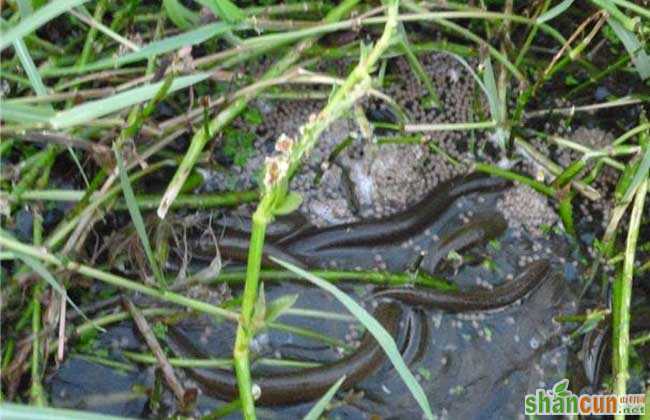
[0, 102, 55, 124]
[11, 249, 98, 328]
[614, 155, 641, 203]
[223, 129, 255, 167]
[243, 106, 263, 126]
[576, 312, 607, 335]
[163, 0, 199, 29]
[591, 0, 638, 32]
[607, 18, 650, 80]
[273, 191, 303, 216]
[303, 375, 346, 420]
[553, 158, 587, 189]
[618, 144, 650, 204]
[270, 256, 435, 420]
[252, 283, 267, 331]
[537, 0, 575, 24]
[396, 24, 440, 109]
[0, 0, 90, 52]
[265, 294, 299, 324]
[195, 0, 245, 23]
[481, 58, 507, 149]
[49, 73, 211, 129]
[0, 402, 136, 420]
[42, 22, 230, 77]
[114, 145, 165, 286]
[558, 194, 576, 237]
[11, 31, 49, 98]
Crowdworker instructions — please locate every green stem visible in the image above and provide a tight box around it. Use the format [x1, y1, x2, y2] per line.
[233, 208, 270, 419]
[196, 268, 455, 291]
[232, 1, 396, 417]
[156, 0, 361, 219]
[29, 283, 45, 406]
[0, 235, 239, 322]
[473, 162, 555, 197]
[612, 178, 647, 419]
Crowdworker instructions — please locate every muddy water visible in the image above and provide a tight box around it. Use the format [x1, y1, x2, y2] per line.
[48, 176, 582, 419]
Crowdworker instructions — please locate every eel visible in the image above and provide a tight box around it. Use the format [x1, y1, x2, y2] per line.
[205, 228, 307, 269]
[166, 302, 405, 405]
[419, 210, 508, 274]
[282, 173, 509, 252]
[166, 261, 554, 404]
[281, 174, 509, 273]
[372, 259, 552, 312]
[196, 173, 510, 275]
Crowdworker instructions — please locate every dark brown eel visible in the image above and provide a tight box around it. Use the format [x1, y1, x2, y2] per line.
[198, 173, 510, 274]
[282, 173, 508, 251]
[373, 259, 552, 312]
[419, 210, 508, 274]
[175, 173, 558, 405]
[167, 302, 404, 405]
[168, 260, 551, 405]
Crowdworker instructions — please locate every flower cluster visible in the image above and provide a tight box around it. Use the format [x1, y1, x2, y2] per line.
[263, 133, 295, 190]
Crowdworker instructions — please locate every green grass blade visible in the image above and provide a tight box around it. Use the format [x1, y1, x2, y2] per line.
[0, 102, 55, 124]
[114, 145, 165, 286]
[610, 0, 650, 19]
[397, 24, 440, 108]
[196, 0, 246, 23]
[482, 57, 503, 125]
[620, 144, 650, 204]
[590, 0, 638, 31]
[607, 18, 650, 80]
[49, 72, 210, 129]
[270, 256, 434, 420]
[612, 176, 647, 416]
[0, 0, 90, 52]
[11, 250, 99, 328]
[163, 0, 199, 29]
[303, 375, 346, 420]
[43, 22, 230, 76]
[13, 38, 48, 97]
[0, 402, 136, 420]
[537, 0, 575, 23]
[482, 57, 507, 148]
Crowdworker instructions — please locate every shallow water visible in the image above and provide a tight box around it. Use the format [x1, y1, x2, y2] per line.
[48, 179, 585, 419]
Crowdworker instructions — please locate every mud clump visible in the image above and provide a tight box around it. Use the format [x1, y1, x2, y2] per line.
[497, 184, 559, 238]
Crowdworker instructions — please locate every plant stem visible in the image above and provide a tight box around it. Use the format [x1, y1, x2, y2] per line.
[231, 1, 398, 417]
[0, 235, 239, 322]
[233, 206, 270, 419]
[156, 0, 362, 219]
[29, 283, 45, 406]
[612, 178, 647, 419]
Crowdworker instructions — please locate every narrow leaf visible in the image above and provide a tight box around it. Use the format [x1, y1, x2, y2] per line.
[620, 144, 650, 204]
[607, 18, 650, 80]
[114, 145, 165, 286]
[265, 294, 299, 324]
[196, 0, 245, 23]
[49, 73, 210, 129]
[163, 0, 199, 30]
[0, 102, 55, 124]
[8, 247, 98, 328]
[0, 402, 135, 420]
[43, 22, 230, 76]
[537, 0, 575, 24]
[303, 375, 346, 420]
[273, 191, 303, 216]
[0, 0, 90, 51]
[271, 256, 434, 420]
